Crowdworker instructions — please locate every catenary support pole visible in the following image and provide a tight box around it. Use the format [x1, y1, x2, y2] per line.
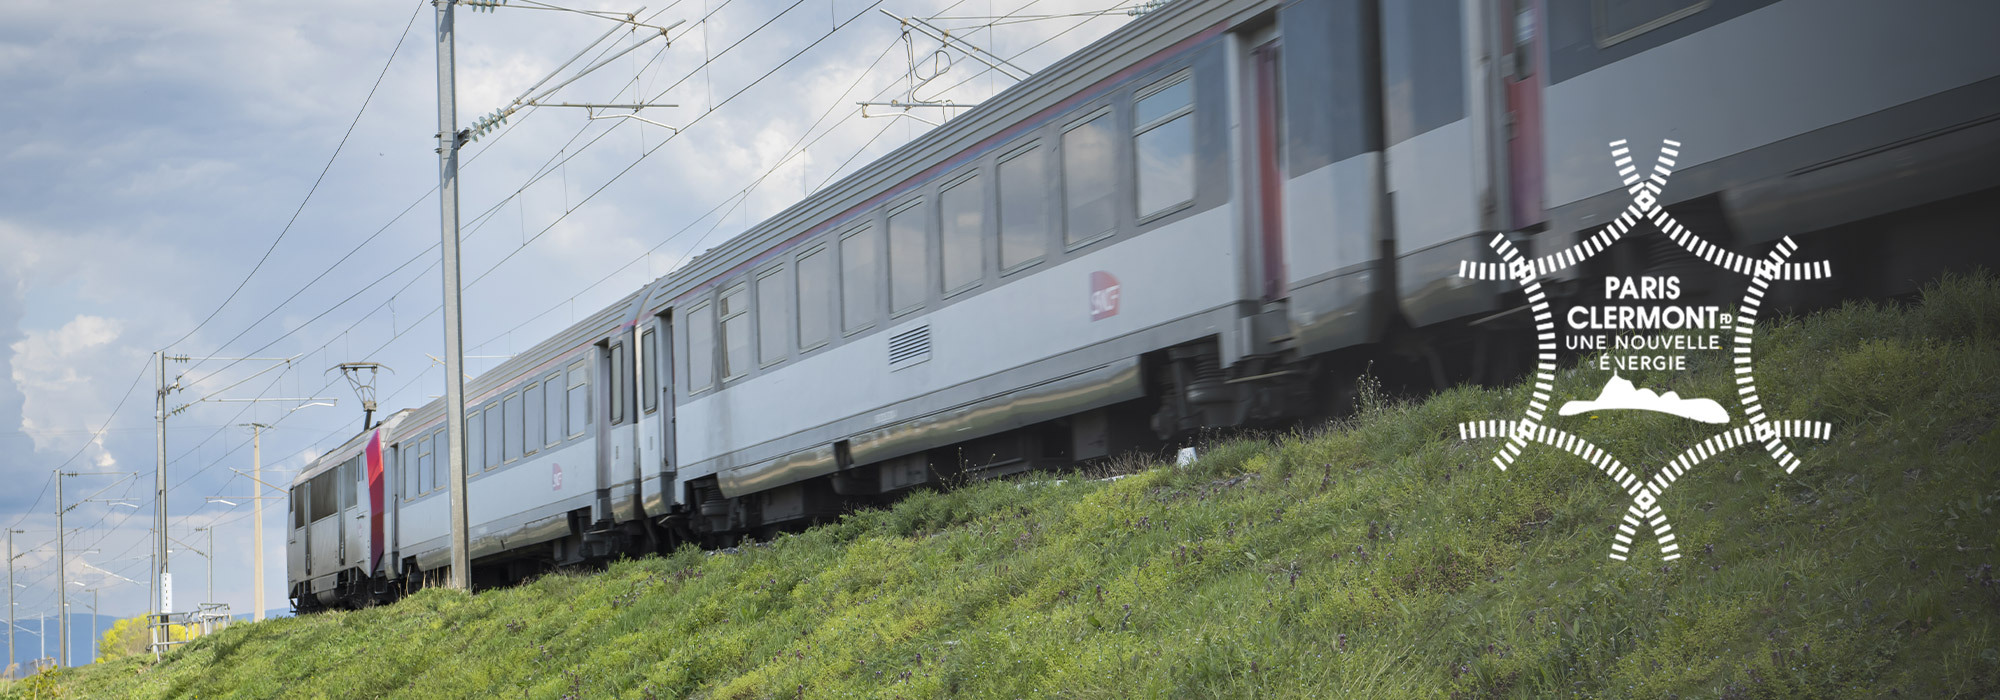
[6, 529, 14, 677]
[251, 424, 266, 621]
[434, 0, 473, 591]
[152, 349, 169, 658]
[54, 471, 65, 668]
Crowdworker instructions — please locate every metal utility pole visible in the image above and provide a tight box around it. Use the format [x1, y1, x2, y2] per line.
[151, 349, 168, 658]
[6, 529, 15, 677]
[150, 356, 319, 650]
[435, 0, 473, 591]
[54, 472, 65, 668]
[433, 0, 676, 591]
[54, 472, 127, 668]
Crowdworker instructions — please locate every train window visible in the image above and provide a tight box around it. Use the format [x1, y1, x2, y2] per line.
[524, 382, 543, 454]
[998, 145, 1048, 272]
[486, 399, 504, 468]
[431, 429, 447, 492]
[1135, 74, 1195, 219]
[1594, 0, 1706, 47]
[797, 245, 832, 350]
[1135, 75, 1191, 127]
[719, 284, 751, 379]
[466, 410, 484, 474]
[505, 392, 524, 462]
[401, 442, 417, 500]
[756, 266, 787, 366]
[639, 328, 658, 413]
[610, 343, 628, 425]
[940, 174, 984, 295]
[341, 457, 357, 509]
[687, 301, 715, 392]
[840, 225, 880, 334]
[1062, 111, 1118, 246]
[417, 433, 433, 494]
[1382, 0, 1465, 145]
[309, 470, 337, 522]
[887, 200, 927, 315]
[543, 373, 563, 447]
[292, 487, 304, 528]
[566, 360, 590, 438]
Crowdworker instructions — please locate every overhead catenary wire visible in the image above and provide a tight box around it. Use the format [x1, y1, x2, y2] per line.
[133, 0, 1116, 516]
[464, 33, 911, 360]
[446, 0, 1105, 387]
[444, 0, 1100, 369]
[176, 0, 854, 399]
[156, 0, 1127, 572]
[170, 0, 429, 373]
[669, 0, 1105, 263]
[18, 0, 1137, 620]
[171, 5, 679, 392]
[257, 4, 934, 466]
[176, 0, 744, 396]
[160, 8, 702, 480]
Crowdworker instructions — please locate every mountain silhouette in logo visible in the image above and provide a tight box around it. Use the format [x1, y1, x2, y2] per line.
[1558, 372, 1729, 424]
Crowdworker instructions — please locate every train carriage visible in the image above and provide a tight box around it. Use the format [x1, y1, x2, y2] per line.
[292, 0, 2000, 609]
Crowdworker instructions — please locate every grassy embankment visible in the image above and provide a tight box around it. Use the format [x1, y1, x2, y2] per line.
[12, 273, 1999, 699]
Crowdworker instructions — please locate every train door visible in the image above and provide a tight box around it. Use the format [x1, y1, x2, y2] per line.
[385, 443, 399, 579]
[594, 342, 613, 525]
[613, 335, 639, 521]
[287, 485, 306, 581]
[340, 456, 360, 572]
[1504, 0, 1546, 229]
[637, 314, 675, 515]
[1251, 38, 1286, 301]
[594, 338, 637, 524]
[657, 315, 675, 502]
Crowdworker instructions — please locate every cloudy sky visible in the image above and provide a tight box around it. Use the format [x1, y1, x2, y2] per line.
[0, 0, 1136, 650]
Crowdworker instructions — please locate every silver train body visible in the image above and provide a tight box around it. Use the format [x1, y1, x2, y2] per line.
[290, 0, 2000, 607]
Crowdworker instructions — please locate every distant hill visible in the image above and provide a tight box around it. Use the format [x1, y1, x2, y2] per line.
[9, 273, 1999, 697]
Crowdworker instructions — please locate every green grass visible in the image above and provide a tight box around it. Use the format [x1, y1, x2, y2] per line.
[15, 273, 2000, 699]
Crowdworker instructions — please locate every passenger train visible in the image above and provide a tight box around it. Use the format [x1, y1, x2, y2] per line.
[291, 0, 2000, 608]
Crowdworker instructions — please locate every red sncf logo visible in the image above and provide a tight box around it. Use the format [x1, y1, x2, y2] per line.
[1090, 271, 1120, 321]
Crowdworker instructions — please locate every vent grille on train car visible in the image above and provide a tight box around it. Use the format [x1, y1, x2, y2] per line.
[888, 324, 931, 370]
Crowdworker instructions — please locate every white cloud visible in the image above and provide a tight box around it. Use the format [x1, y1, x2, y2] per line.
[10, 315, 126, 458]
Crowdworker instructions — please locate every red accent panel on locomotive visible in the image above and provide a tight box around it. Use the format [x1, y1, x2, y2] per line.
[366, 431, 384, 574]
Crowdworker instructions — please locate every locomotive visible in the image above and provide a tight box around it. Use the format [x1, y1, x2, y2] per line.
[290, 0, 2000, 609]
